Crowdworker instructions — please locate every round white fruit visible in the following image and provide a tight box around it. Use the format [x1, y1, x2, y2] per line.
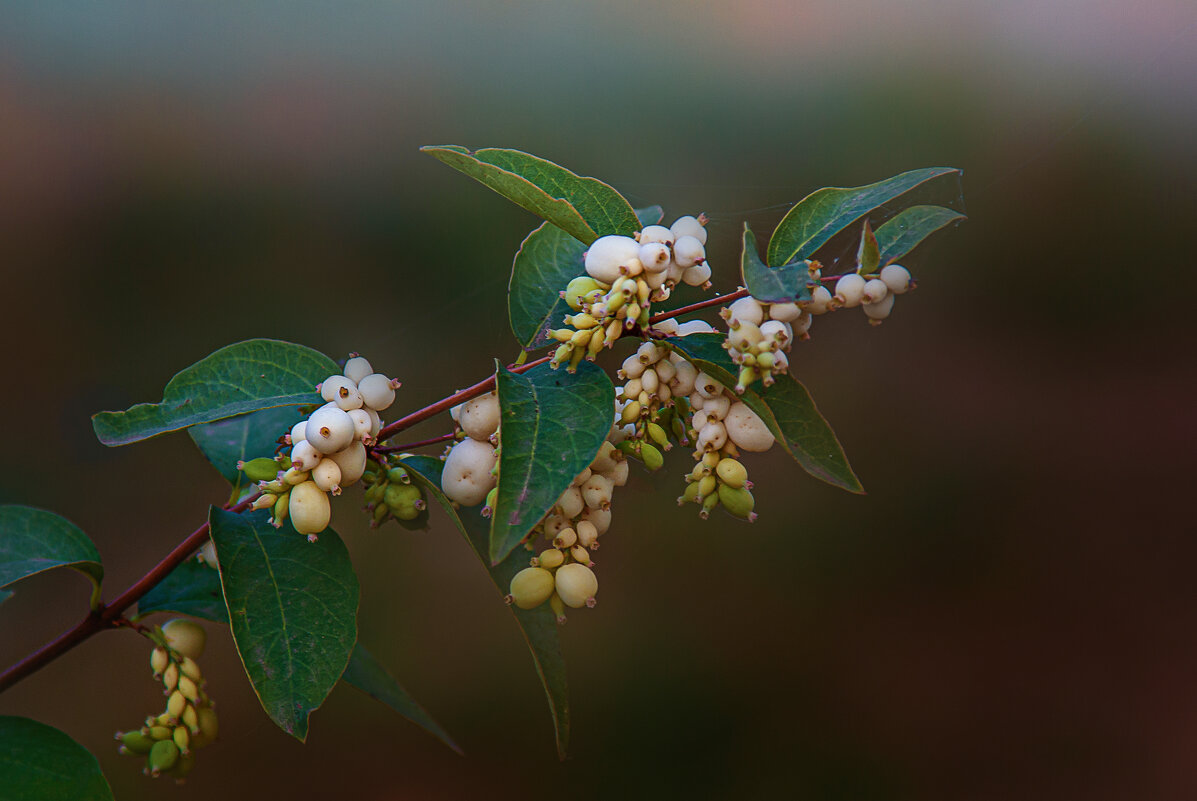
[459, 391, 500, 441]
[440, 439, 498, 507]
[305, 405, 355, 454]
[584, 235, 640, 284]
[725, 402, 775, 452]
[358, 374, 396, 411]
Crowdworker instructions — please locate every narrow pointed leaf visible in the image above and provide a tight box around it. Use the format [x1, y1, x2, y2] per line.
[0, 717, 114, 801]
[209, 507, 359, 742]
[137, 558, 228, 623]
[401, 454, 570, 759]
[491, 361, 614, 564]
[92, 339, 336, 447]
[422, 145, 640, 244]
[740, 223, 815, 304]
[767, 167, 961, 266]
[509, 206, 663, 350]
[875, 205, 967, 265]
[0, 506, 102, 596]
[857, 219, 880, 274]
[342, 643, 462, 755]
[664, 334, 862, 493]
[189, 406, 303, 486]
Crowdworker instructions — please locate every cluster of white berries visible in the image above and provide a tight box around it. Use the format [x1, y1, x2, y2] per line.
[440, 391, 500, 507]
[506, 432, 627, 621]
[547, 215, 711, 371]
[675, 368, 775, 520]
[251, 356, 399, 540]
[830, 263, 913, 323]
[114, 620, 218, 783]
[719, 295, 807, 393]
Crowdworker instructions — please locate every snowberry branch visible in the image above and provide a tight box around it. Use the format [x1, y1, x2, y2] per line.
[0, 495, 258, 695]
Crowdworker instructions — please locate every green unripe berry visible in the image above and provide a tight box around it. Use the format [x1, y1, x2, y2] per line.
[640, 442, 664, 471]
[148, 739, 180, 775]
[565, 276, 606, 310]
[717, 483, 757, 520]
[537, 548, 565, 569]
[162, 619, 207, 660]
[387, 467, 410, 484]
[715, 458, 748, 489]
[239, 457, 282, 482]
[119, 730, 155, 755]
[508, 567, 556, 610]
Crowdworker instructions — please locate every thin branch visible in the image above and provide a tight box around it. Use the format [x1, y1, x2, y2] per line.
[648, 288, 750, 324]
[0, 496, 256, 695]
[374, 432, 456, 455]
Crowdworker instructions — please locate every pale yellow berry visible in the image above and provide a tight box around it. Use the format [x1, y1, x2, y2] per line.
[554, 563, 598, 608]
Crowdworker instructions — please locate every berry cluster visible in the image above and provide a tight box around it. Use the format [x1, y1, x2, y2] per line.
[113, 620, 218, 783]
[505, 431, 628, 621]
[832, 263, 913, 323]
[362, 463, 428, 527]
[440, 391, 500, 507]
[547, 215, 711, 371]
[675, 368, 775, 520]
[253, 355, 399, 540]
[719, 295, 806, 393]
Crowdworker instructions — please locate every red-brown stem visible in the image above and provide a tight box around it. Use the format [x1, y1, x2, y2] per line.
[647, 288, 749, 324]
[0, 496, 255, 695]
[374, 432, 456, 454]
[376, 355, 551, 442]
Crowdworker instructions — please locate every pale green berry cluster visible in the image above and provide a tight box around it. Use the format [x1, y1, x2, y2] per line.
[676, 369, 775, 520]
[719, 295, 806, 393]
[547, 215, 712, 371]
[362, 463, 428, 528]
[114, 620, 218, 784]
[254, 355, 398, 541]
[505, 430, 628, 622]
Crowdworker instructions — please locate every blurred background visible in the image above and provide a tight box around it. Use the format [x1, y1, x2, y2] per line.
[1, 1, 1195, 798]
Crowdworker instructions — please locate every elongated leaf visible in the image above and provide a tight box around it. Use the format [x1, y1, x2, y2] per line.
[422, 145, 640, 244]
[509, 206, 663, 350]
[343, 643, 461, 755]
[740, 223, 815, 304]
[875, 205, 966, 265]
[189, 406, 301, 487]
[858, 219, 880, 274]
[209, 507, 359, 742]
[0, 507, 102, 597]
[0, 717, 114, 801]
[137, 558, 228, 623]
[665, 334, 863, 493]
[491, 362, 614, 564]
[767, 167, 961, 267]
[92, 339, 336, 447]
[401, 454, 569, 760]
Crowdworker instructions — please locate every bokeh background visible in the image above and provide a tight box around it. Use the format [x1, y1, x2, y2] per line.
[2, 2, 1196, 799]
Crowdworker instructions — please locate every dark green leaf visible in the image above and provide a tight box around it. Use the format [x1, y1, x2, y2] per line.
[857, 219, 880, 274]
[342, 643, 461, 755]
[401, 455, 569, 760]
[189, 406, 301, 487]
[0, 717, 114, 801]
[137, 558, 228, 623]
[209, 507, 359, 742]
[92, 339, 336, 447]
[875, 205, 967, 265]
[491, 362, 614, 564]
[739, 223, 814, 304]
[421, 145, 640, 244]
[664, 334, 863, 493]
[509, 206, 663, 350]
[767, 167, 961, 267]
[0, 506, 102, 596]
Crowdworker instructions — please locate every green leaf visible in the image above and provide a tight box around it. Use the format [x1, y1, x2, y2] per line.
[490, 361, 615, 564]
[400, 455, 569, 760]
[0, 507, 102, 599]
[767, 167, 961, 267]
[664, 334, 863, 493]
[189, 406, 302, 487]
[421, 145, 640, 245]
[137, 558, 228, 623]
[92, 339, 337, 447]
[0, 717, 114, 801]
[857, 219, 880, 274]
[875, 205, 967, 265]
[342, 643, 462, 755]
[509, 206, 663, 350]
[739, 223, 815, 304]
[209, 507, 359, 742]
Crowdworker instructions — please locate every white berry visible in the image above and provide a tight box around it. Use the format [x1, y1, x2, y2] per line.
[440, 439, 498, 507]
[343, 356, 373, 384]
[880, 264, 912, 294]
[834, 274, 866, 307]
[725, 402, 775, 452]
[670, 215, 708, 246]
[584, 235, 640, 284]
[358, 373, 397, 411]
[305, 405, 355, 454]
